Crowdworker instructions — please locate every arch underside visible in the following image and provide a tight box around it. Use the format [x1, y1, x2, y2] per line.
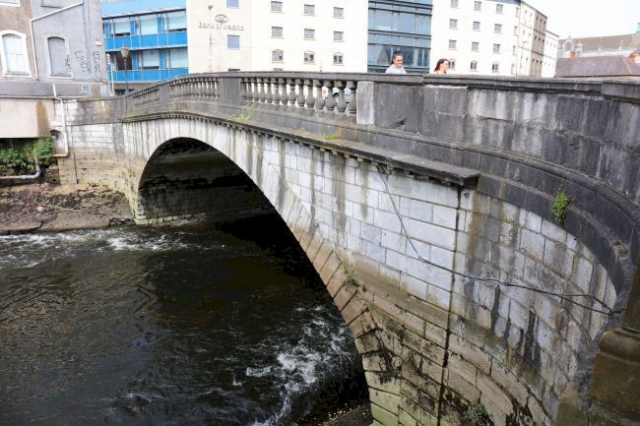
[127, 117, 619, 426]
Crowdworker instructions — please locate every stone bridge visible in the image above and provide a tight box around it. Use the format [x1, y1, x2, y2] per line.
[53, 73, 639, 426]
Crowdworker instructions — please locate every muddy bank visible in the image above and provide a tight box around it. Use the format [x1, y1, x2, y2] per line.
[0, 182, 133, 234]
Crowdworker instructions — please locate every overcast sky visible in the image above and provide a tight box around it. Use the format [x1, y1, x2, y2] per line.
[524, 0, 639, 38]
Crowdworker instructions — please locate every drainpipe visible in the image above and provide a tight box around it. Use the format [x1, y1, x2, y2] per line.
[0, 161, 41, 181]
[52, 84, 69, 158]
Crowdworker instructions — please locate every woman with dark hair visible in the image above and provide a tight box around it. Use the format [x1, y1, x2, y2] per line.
[385, 51, 407, 74]
[433, 58, 449, 74]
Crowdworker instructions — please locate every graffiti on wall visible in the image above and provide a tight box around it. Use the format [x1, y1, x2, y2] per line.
[75, 50, 90, 73]
[92, 51, 103, 80]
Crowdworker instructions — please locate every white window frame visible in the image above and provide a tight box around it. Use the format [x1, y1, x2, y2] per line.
[472, 21, 481, 31]
[496, 3, 503, 13]
[333, 7, 343, 18]
[449, 19, 458, 30]
[304, 28, 315, 39]
[272, 26, 283, 37]
[494, 23, 502, 33]
[270, 1, 282, 12]
[333, 31, 343, 42]
[448, 39, 457, 49]
[272, 49, 283, 62]
[470, 60, 478, 71]
[303, 51, 314, 63]
[450, 0, 458, 7]
[333, 53, 343, 64]
[448, 59, 456, 70]
[474, 1, 482, 11]
[303, 4, 315, 15]
[472, 41, 479, 51]
[0, 31, 30, 77]
[493, 43, 501, 53]
[492, 62, 499, 72]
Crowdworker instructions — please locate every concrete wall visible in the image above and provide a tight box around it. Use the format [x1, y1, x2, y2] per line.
[57, 73, 640, 426]
[0, 98, 55, 138]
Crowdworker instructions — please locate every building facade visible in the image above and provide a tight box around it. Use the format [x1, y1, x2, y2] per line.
[367, 0, 433, 73]
[558, 24, 640, 59]
[429, 0, 557, 77]
[186, 0, 368, 73]
[0, 0, 107, 93]
[102, 0, 188, 94]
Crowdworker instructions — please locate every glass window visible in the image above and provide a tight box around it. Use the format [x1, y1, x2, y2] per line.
[163, 11, 186, 32]
[416, 14, 430, 33]
[227, 0, 239, 8]
[2, 33, 28, 73]
[493, 43, 501, 53]
[448, 39, 457, 49]
[334, 31, 343, 41]
[272, 49, 283, 61]
[166, 47, 187, 68]
[496, 4, 503, 13]
[137, 14, 157, 35]
[492, 62, 499, 72]
[228, 35, 240, 49]
[474, 1, 481, 10]
[304, 4, 314, 15]
[333, 7, 343, 18]
[270, 1, 282, 12]
[47, 36, 69, 76]
[473, 21, 480, 31]
[449, 19, 458, 30]
[494, 23, 502, 33]
[450, 0, 458, 6]
[112, 18, 131, 36]
[272, 26, 283, 37]
[139, 49, 159, 69]
[470, 60, 478, 71]
[304, 28, 315, 39]
[472, 41, 479, 51]
[333, 53, 343, 64]
[449, 59, 456, 70]
[304, 51, 314, 63]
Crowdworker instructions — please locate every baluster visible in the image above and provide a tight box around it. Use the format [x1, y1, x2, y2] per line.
[323, 80, 336, 113]
[287, 78, 296, 107]
[251, 78, 259, 103]
[346, 81, 357, 116]
[265, 78, 273, 104]
[313, 79, 324, 113]
[304, 79, 314, 109]
[257, 78, 266, 103]
[240, 77, 248, 103]
[271, 78, 280, 106]
[335, 80, 347, 114]
[295, 79, 305, 108]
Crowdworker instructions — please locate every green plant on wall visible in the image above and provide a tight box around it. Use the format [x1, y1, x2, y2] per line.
[552, 188, 570, 226]
[464, 402, 492, 426]
[0, 137, 53, 175]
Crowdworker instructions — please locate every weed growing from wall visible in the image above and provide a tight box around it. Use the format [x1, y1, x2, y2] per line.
[552, 188, 570, 226]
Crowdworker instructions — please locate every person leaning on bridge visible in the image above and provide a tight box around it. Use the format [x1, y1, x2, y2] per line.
[433, 58, 449, 74]
[385, 52, 407, 74]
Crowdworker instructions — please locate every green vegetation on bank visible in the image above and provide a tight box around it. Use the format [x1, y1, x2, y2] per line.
[0, 137, 54, 175]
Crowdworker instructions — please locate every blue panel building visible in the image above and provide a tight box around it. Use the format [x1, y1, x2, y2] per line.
[102, 0, 188, 93]
[368, 0, 433, 73]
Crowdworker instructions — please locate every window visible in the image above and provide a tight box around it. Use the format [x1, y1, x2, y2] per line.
[333, 53, 343, 64]
[1, 32, 28, 74]
[0, 0, 20, 4]
[448, 39, 457, 49]
[272, 49, 283, 61]
[450, 0, 458, 6]
[112, 17, 131, 36]
[139, 49, 159, 69]
[163, 11, 186, 32]
[496, 4, 503, 13]
[304, 4, 314, 15]
[47, 36, 69, 76]
[272, 26, 283, 37]
[166, 47, 187, 68]
[472, 21, 480, 31]
[137, 14, 157, 35]
[334, 31, 343, 41]
[304, 28, 315, 39]
[449, 19, 458, 29]
[474, 1, 481, 10]
[304, 51, 314, 63]
[472, 41, 479, 51]
[493, 43, 501, 53]
[470, 60, 478, 71]
[448, 59, 456, 70]
[226, 0, 239, 8]
[492, 62, 499, 72]
[333, 7, 343, 18]
[494, 23, 502, 33]
[270, 1, 282, 12]
[227, 35, 240, 49]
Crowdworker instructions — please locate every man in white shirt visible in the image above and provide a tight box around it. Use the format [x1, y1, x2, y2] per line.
[385, 52, 407, 74]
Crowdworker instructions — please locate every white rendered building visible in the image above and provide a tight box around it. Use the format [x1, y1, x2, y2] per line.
[186, 0, 368, 73]
[430, 0, 557, 77]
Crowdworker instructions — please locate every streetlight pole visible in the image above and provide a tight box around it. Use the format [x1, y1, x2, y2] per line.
[120, 43, 130, 95]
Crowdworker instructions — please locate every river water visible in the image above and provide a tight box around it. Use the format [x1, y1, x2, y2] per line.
[0, 216, 367, 426]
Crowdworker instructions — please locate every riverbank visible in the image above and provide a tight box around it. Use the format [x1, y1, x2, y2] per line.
[0, 182, 133, 234]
